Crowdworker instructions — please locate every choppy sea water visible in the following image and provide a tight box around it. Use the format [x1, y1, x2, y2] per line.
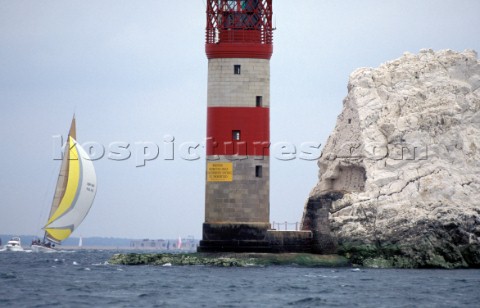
[1, 250, 479, 307]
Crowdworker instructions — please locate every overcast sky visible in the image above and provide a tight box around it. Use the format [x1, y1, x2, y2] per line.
[1, 0, 479, 240]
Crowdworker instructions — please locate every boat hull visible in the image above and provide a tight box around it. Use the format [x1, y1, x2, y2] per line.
[5, 245, 24, 252]
[31, 244, 57, 253]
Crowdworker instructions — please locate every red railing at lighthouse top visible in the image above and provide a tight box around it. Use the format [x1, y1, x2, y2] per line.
[205, 0, 273, 59]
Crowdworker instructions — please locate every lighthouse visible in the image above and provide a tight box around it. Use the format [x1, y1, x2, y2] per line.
[198, 0, 274, 252]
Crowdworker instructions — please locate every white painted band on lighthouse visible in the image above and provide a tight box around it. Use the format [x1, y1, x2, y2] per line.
[207, 58, 270, 108]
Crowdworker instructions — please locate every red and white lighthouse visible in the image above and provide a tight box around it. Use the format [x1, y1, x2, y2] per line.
[199, 0, 274, 252]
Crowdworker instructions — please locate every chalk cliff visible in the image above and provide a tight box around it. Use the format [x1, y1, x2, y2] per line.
[304, 49, 480, 268]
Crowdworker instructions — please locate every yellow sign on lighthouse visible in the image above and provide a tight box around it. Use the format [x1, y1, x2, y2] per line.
[207, 162, 233, 182]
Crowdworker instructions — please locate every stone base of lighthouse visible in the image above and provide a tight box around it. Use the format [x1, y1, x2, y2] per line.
[198, 157, 272, 252]
[198, 223, 315, 253]
[198, 222, 272, 252]
[198, 158, 313, 253]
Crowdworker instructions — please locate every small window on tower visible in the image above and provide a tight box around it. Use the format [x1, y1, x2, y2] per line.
[256, 96, 263, 107]
[234, 65, 241, 75]
[255, 166, 263, 178]
[232, 130, 241, 140]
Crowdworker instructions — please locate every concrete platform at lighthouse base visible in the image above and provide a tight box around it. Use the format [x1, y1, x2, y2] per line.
[198, 223, 315, 253]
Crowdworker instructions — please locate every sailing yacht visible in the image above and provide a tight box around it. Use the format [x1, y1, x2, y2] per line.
[32, 117, 97, 252]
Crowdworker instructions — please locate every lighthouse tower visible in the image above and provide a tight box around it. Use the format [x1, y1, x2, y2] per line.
[199, 0, 274, 252]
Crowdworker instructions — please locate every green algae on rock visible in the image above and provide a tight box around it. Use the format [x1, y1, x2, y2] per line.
[109, 253, 350, 267]
[338, 241, 480, 269]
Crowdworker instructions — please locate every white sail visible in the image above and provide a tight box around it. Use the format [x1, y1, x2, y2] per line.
[44, 135, 97, 243]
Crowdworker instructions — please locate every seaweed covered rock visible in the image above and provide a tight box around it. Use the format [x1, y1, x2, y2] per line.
[108, 253, 349, 267]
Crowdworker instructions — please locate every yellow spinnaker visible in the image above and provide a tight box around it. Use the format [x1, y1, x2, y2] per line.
[45, 228, 72, 242]
[45, 136, 80, 241]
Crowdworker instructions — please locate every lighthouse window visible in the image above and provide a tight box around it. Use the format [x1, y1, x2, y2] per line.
[227, 0, 239, 10]
[232, 130, 241, 140]
[234, 65, 241, 75]
[255, 165, 263, 178]
[256, 96, 263, 107]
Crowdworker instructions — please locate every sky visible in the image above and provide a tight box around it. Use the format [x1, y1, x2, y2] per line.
[1, 0, 479, 240]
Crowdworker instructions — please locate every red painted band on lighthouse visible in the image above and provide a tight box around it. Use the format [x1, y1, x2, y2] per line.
[207, 107, 270, 156]
[206, 43, 273, 60]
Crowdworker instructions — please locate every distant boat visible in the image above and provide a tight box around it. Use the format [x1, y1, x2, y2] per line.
[78, 236, 83, 248]
[4, 237, 24, 252]
[32, 116, 97, 252]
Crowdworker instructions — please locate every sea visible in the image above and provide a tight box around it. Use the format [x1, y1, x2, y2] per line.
[1, 249, 479, 307]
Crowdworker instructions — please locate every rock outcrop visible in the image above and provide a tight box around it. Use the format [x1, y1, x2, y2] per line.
[109, 253, 349, 267]
[304, 49, 480, 268]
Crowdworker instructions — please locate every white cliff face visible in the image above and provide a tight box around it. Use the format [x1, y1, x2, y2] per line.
[308, 49, 480, 264]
